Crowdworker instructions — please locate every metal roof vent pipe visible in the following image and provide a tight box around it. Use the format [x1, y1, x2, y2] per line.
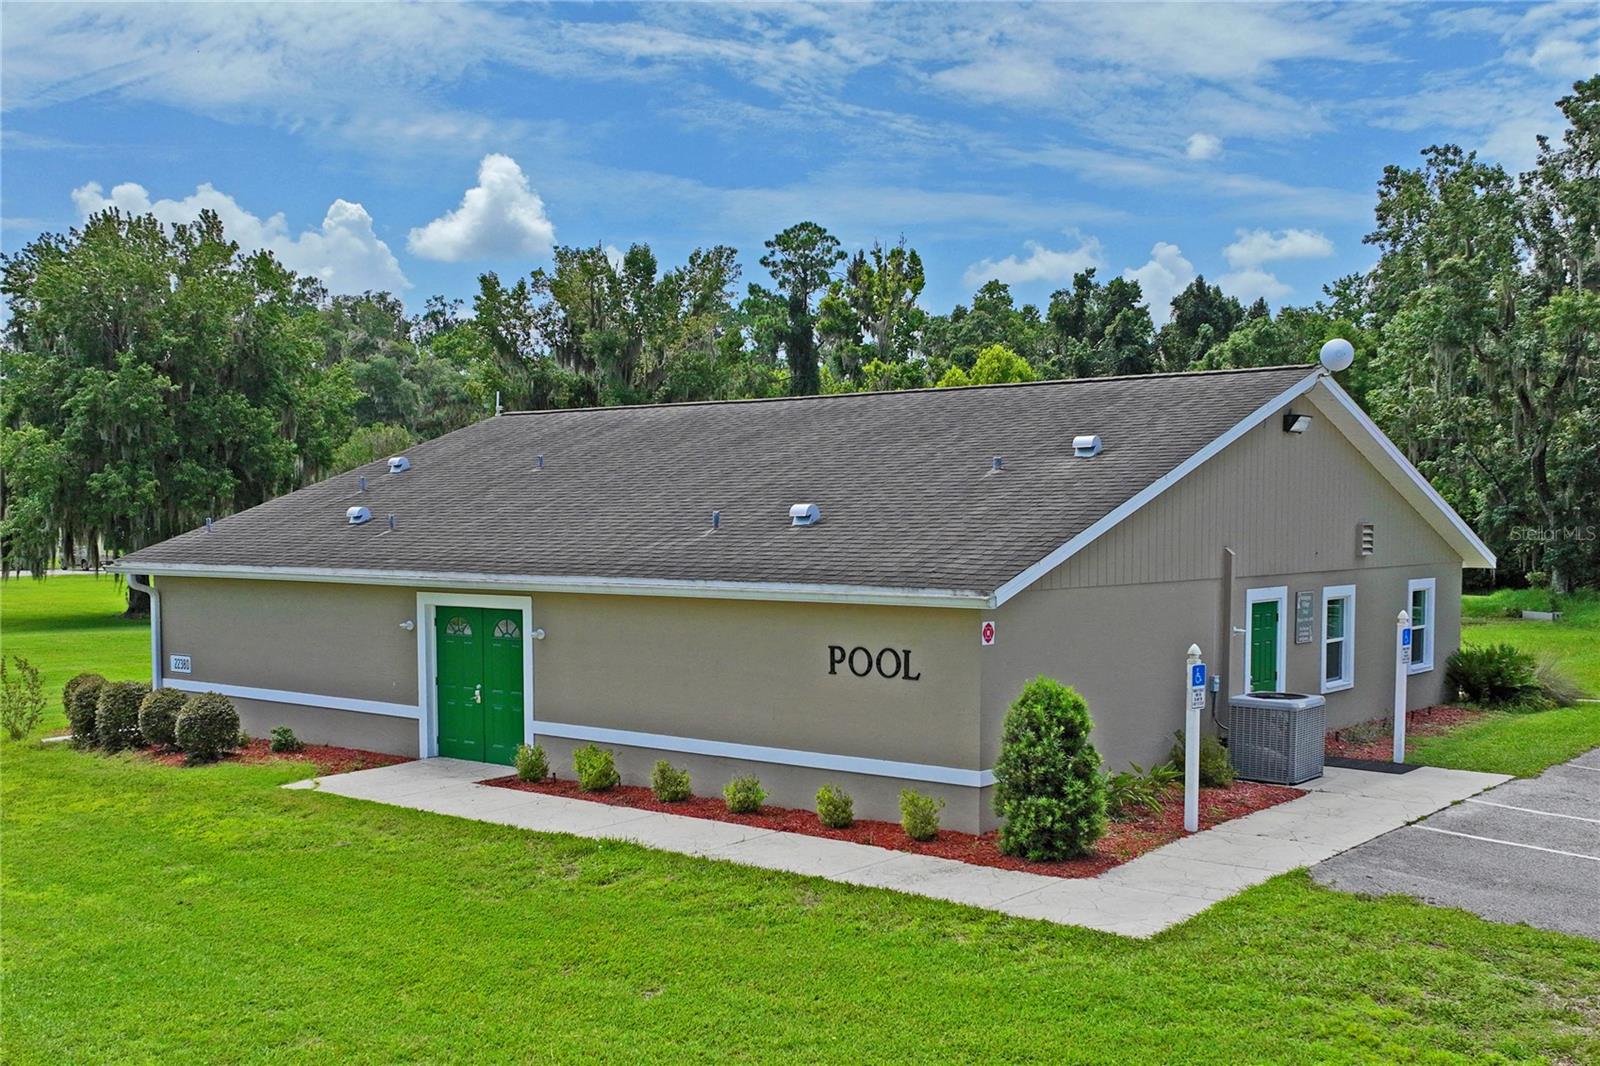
[358, 475, 367, 494]
[204, 517, 214, 533]
[1072, 434, 1103, 458]
[711, 510, 721, 531]
[387, 456, 411, 475]
[346, 506, 372, 526]
[992, 456, 1004, 472]
[535, 454, 545, 471]
[789, 503, 821, 527]
[387, 514, 396, 532]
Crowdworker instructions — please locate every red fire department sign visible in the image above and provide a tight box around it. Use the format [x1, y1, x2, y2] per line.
[980, 620, 996, 646]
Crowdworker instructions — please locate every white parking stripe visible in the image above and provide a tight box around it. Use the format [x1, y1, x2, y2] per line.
[1564, 764, 1600, 773]
[1415, 825, 1600, 862]
[1465, 798, 1600, 824]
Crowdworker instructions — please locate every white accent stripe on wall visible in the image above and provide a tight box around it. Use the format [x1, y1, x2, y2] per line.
[162, 679, 421, 720]
[528, 720, 996, 787]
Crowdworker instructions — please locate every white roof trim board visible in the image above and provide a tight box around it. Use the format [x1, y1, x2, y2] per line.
[111, 367, 1493, 606]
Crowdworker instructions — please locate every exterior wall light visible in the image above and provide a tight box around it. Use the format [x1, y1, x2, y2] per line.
[399, 619, 415, 631]
[1283, 411, 1313, 434]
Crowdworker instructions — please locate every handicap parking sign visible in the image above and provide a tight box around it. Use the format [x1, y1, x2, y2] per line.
[1402, 629, 1412, 647]
[1191, 663, 1206, 688]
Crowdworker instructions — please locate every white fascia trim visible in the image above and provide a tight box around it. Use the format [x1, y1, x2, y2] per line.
[529, 720, 996, 788]
[1320, 584, 1356, 694]
[991, 371, 1323, 607]
[162, 678, 420, 720]
[1313, 378, 1496, 569]
[106, 561, 989, 610]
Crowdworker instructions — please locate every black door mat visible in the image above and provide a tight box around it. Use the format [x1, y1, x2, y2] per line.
[1324, 756, 1421, 774]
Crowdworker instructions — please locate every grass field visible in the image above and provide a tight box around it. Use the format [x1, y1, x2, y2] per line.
[0, 575, 148, 732]
[1462, 588, 1600, 697]
[4, 576, 1600, 1063]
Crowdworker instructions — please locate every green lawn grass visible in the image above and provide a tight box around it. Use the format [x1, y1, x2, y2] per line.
[1409, 704, 1600, 778]
[4, 743, 1599, 1065]
[1461, 588, 1599, 697]
[5, 578, 1600, 1063]
[0, 575, 149, 731]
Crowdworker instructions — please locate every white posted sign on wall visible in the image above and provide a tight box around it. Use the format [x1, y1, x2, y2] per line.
[168, 654, 192, 674]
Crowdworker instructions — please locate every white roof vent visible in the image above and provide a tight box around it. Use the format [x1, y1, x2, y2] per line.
[1072, 434, 1103, 458]
[387, 456, 411, 474]
[346, 506, 372, 526]
[789, 502, 821, 527]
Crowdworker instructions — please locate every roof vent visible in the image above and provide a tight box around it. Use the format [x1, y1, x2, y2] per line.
[204, 517, 214, 533]
[1359, 522, 1375, 557]
[789, 503, 820, 527]
[711, 510, 721, 530]
[387, 456, 411, 475]
[346, 506, 372, 526]
[992, 456, 1004, 471]
[1072, 434, 1103, 458]
[358, 476, 367, 494]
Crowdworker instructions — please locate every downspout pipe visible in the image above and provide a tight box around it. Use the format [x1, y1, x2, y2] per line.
[127, 573, 161, 690]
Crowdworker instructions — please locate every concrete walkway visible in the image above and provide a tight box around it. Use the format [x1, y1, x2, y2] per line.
[285, 759, 1508, 938]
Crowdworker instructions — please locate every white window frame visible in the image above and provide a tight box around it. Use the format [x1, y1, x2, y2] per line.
[415, 591, 535, 759]
[1320, 584, 1356, 693]
[1406, 577, 1436, 674]
[1242, 585, 1289, 694]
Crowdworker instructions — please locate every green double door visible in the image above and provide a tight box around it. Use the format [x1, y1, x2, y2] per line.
[1249, 599, 1280, 692]
[435, 606, 524, 765]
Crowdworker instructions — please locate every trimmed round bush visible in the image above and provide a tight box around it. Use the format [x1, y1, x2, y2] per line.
[993, 676, 1107, 861]
[64, 673, 106, 748]
[137, 688, 188, 749]
[899, 788, 944, 841]
[815, 783, 854, 828]
[93, 681, 149, 751]
[174, 691, 240, 763]
[573, 743, 620, 791]
[514, 743, 549, 782]
[650, 760, 691, 802]
[723, 774, 765, 814]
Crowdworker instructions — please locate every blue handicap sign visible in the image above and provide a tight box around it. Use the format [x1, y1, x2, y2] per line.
[1191, 663, 1207, 688]
[1402, 629, 1412, 648]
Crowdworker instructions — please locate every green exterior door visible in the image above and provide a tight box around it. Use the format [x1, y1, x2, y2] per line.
[435, 606, 524, 765]
[1249, 599, 1280, 692]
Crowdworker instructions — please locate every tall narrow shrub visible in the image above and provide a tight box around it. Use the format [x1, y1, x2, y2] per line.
[64, 674, 107, 748]
[993, 676, 1107, 861]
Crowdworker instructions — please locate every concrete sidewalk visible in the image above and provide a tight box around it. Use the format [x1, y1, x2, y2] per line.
[286, 759, 1508, 938]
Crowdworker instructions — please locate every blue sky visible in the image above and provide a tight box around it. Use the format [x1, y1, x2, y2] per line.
[3, 2, 1596, 320]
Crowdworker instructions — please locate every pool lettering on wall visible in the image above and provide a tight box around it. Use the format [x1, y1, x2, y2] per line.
[827, 645, 922, 681]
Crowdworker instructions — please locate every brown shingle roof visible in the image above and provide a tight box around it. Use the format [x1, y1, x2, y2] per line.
[117, 365, 1318, 597]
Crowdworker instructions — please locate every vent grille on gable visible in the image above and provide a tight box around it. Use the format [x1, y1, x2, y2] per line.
[1359, 522, 1375, 557]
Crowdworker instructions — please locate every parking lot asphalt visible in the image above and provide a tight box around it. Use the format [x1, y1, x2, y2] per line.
[1312, 747, 1600, 940]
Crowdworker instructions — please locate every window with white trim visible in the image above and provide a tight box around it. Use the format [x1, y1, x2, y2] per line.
[1407, 577, 1435, 673]
[1321, 585, 1355, 693]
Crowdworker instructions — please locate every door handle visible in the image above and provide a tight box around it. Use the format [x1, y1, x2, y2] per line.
[474, 683, 482, 704]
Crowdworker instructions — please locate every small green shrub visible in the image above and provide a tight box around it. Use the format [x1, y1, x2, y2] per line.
[1169, 731, 1235, 788]
[1446, 643, 1540, 707]
[269, 726, 304, 753]
[515, 743, 549, 782]
[650, 760, 691, 802]
[1, 656, 47, 741]
[993, 676, 1107, 861]
[95, 681, 149, 752]
[174, 692, 240, 763]
[1525, 570, 1549, 589]
[64, 673, 106, 748]
[815, 784, 854, 828]
[899, 789, 944, 841]
[573, 743, 620, 791]
[723, 774, 765, 814]
[137, 689, 188, 749]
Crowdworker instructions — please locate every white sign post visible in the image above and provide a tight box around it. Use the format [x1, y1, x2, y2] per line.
[1184, 643, 1206, 833]
[1393, 609, 1411, 763]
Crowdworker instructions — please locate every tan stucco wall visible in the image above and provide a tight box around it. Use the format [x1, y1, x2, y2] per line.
[985, 389, 1466, 775]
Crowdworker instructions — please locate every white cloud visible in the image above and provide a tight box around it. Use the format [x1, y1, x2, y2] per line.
[70, 180, 408, 293]
[1123, 242, 1196, 323]
[407, 154, 556, 262]
[1218, 267, 1292, 304]
[1223, 227, 1333, 268]
[1185, 133, 1223, 160]
[961, 236, 1105, 288]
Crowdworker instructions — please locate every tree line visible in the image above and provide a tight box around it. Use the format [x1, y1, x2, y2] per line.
[3, 79, 1595, 600]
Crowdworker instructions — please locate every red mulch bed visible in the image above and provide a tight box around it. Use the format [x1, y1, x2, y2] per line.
[481, 774, 1304, 879]
[1325, 705, 1487, 761]
[143, 738, 412, 776]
